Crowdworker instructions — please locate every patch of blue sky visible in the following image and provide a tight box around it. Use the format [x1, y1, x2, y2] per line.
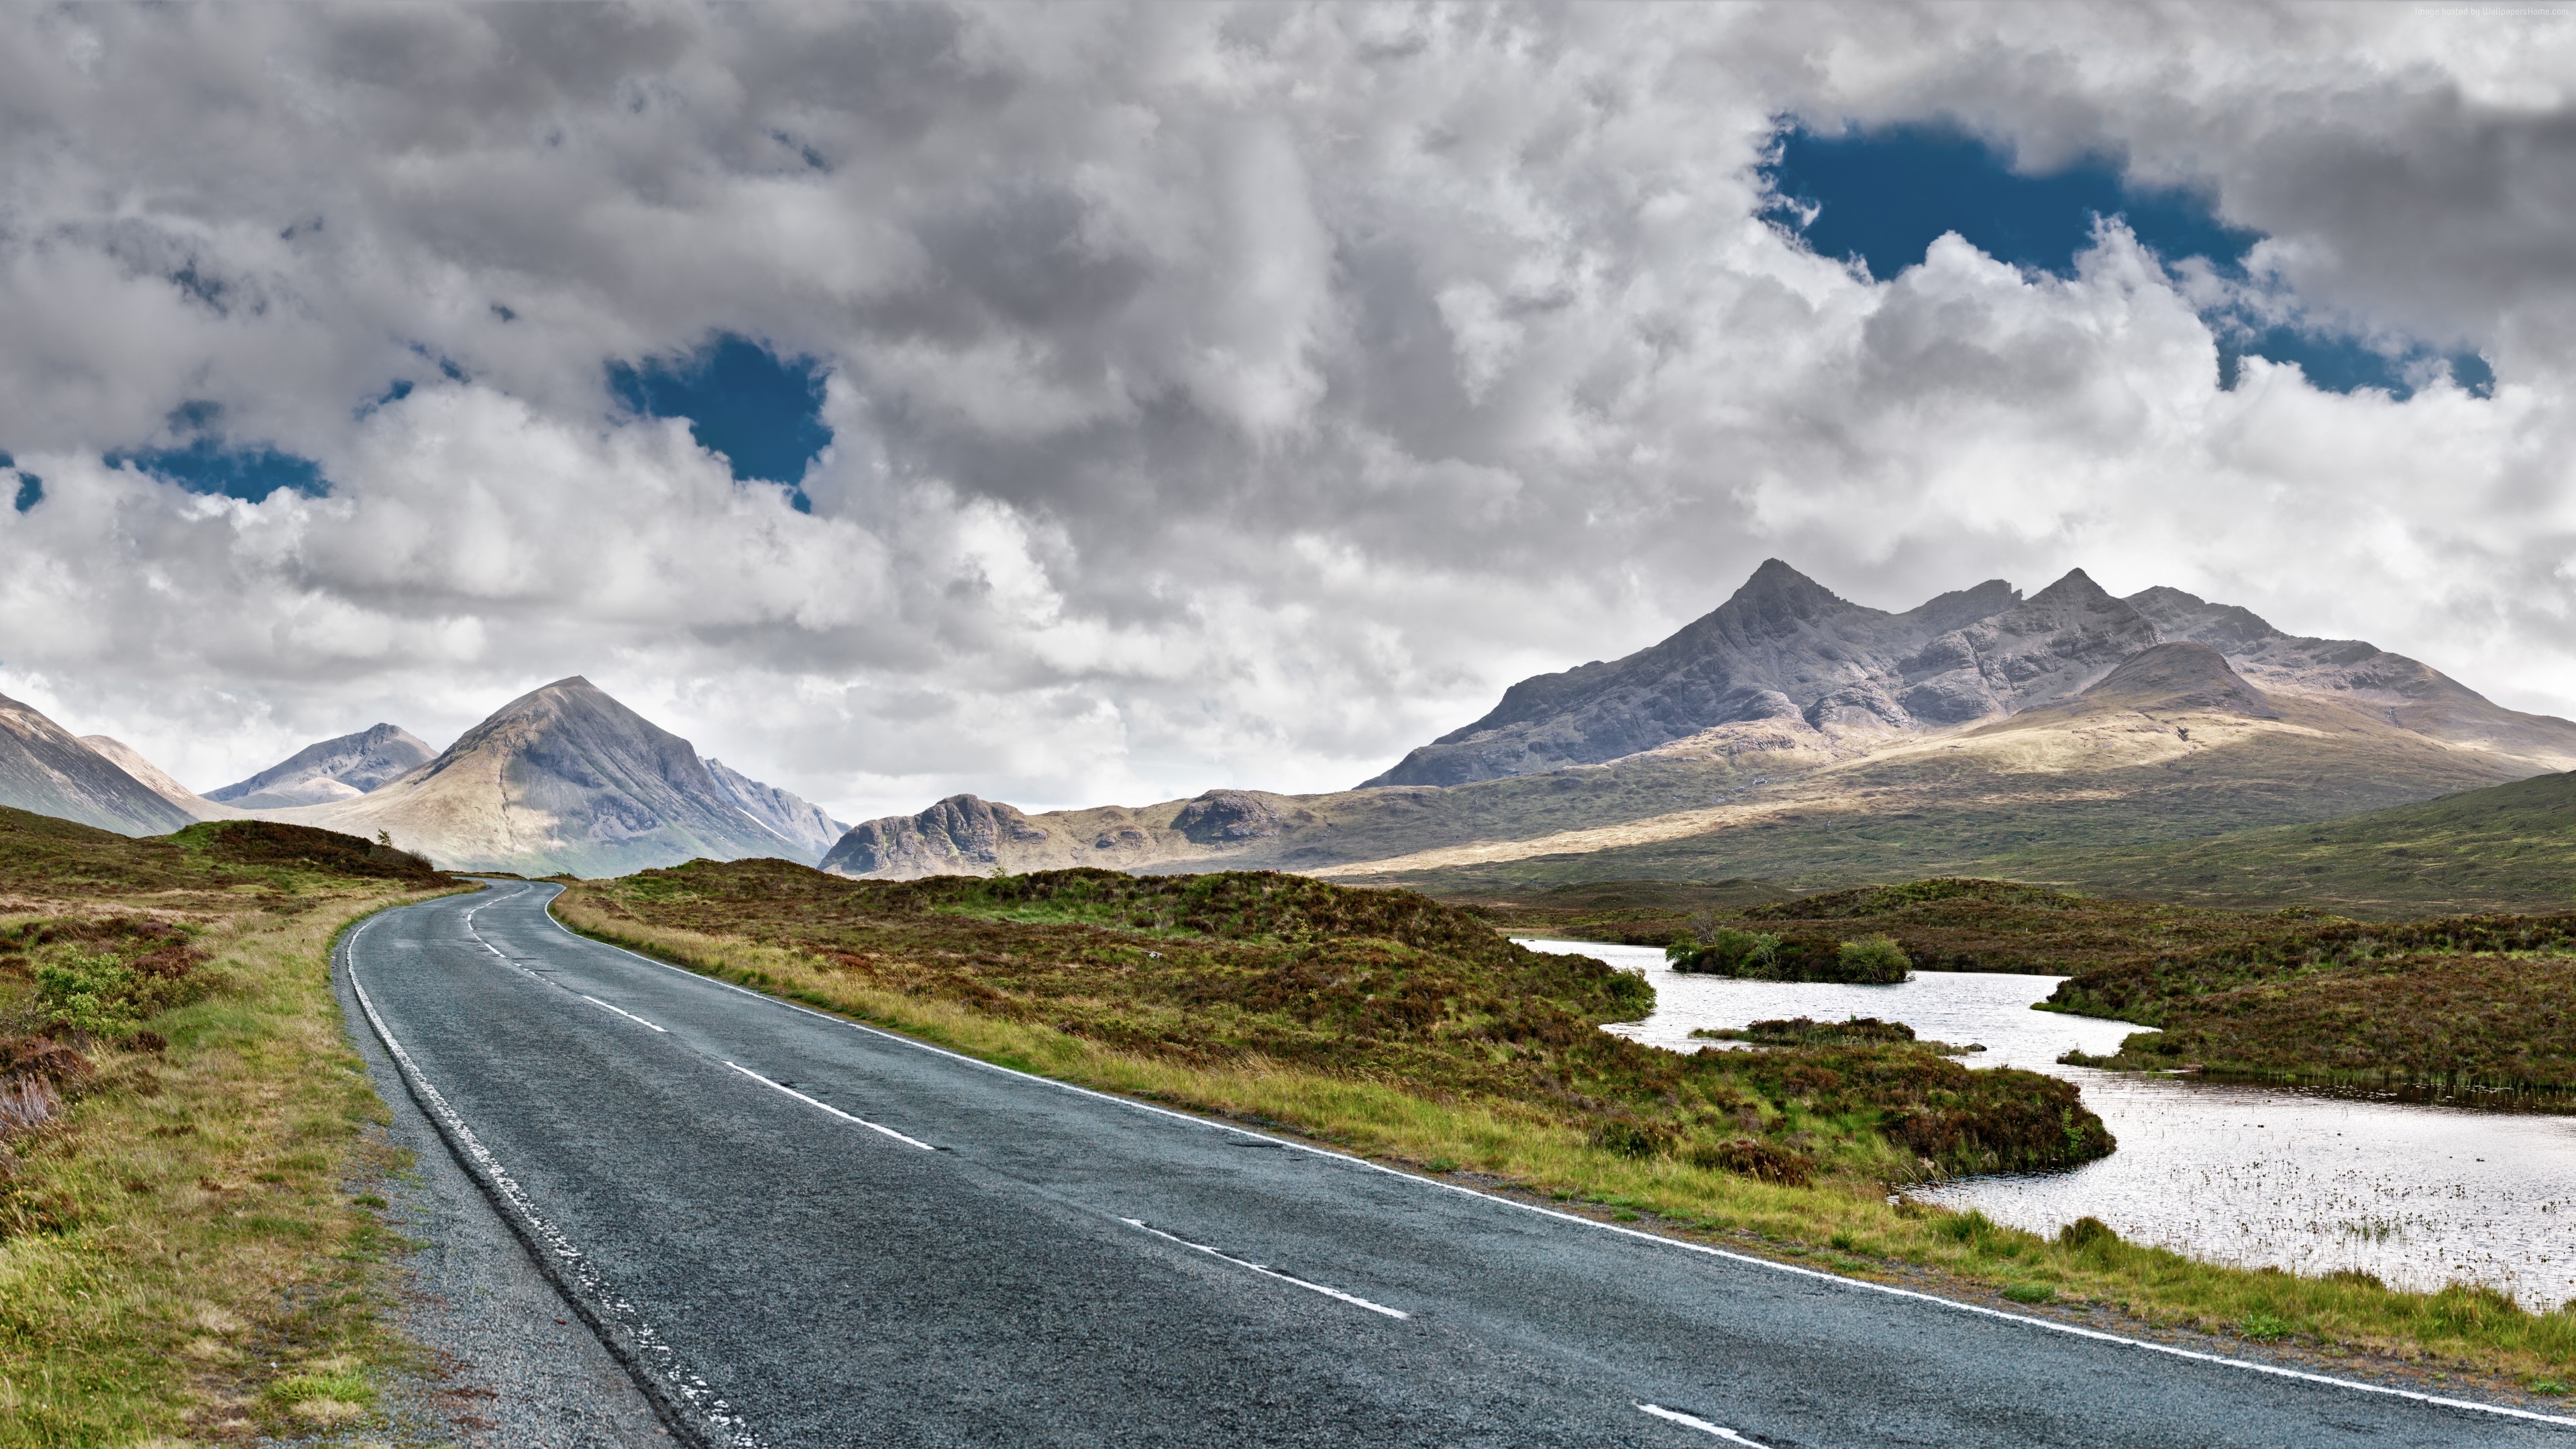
[1766, 125, 2491, 398]
[105, 404, 329, 502]
[608, 334, 830, 513]
[3, 452, 36, 513]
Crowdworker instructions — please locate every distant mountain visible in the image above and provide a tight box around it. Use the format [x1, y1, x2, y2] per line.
[1364, 561, 2576, 788]
[706, 758, 847, 861]
[0, 696, 193, 836]
[207, 723, 435, 808]
[78, 735, 248, 822]
[822, 559, 2576, 885]
[279, 678, 831, 876]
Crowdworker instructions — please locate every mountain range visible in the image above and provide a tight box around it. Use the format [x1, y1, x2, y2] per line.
[0, 678, 846, 877]
[818, 561, 2576, 888]
[3, 559, 2570, 893]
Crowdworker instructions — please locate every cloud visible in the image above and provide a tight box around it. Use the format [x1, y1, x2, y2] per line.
[1, 3, 2573, 818]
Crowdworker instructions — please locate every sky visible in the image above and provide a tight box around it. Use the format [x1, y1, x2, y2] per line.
[3, 3, 2575, 821]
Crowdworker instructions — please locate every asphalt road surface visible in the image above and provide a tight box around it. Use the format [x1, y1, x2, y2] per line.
[340, 880, 2576, 1448]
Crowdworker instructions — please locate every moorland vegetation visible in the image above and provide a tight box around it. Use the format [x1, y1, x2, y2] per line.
[555, 859, 2576, 1387]
[0, 806, 451, 1446]
[561, 861, 2106, 1184]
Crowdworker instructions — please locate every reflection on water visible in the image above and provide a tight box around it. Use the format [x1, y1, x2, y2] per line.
[1521, 936, 2576, 1307]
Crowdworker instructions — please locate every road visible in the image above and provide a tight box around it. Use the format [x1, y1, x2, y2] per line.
[339, 880, 2574, 1448]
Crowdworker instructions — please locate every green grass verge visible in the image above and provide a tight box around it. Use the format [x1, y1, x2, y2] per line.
[0, 885, 455, 1446]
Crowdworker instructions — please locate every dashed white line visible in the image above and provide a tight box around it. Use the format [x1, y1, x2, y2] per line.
[1122, 1218, 1409, 1320]
[1638, 1402, 1770, 1446]
[580, 994, 668, 1032]
[528, 884, 2576, 1434]
[724, 1061, 935, 1151]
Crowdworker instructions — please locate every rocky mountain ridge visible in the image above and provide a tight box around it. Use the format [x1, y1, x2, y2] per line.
[824, 561, 2576, 882]
[208, 723, 435, 808]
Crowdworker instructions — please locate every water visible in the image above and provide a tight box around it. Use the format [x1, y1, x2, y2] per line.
[1522, 937, 2576, 1307]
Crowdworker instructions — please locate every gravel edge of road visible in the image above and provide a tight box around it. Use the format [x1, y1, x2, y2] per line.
[331, 894, 682, 1449]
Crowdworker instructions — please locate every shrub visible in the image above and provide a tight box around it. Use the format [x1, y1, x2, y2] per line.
[2057, 1216, 2120, 1252]
[1668, 927, 1780, 975]
[35, 951, 142, 1037]
[1686, 1137, 1813, 1187]
[1834, 935, 1911, 982]
[1591, 1119, 1675, 1159]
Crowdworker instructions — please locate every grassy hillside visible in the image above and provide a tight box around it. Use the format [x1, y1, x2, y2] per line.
[1344, 716, 2534, 896]
[0, 806, 452, 1444]
[1996, 769, 2576, 916]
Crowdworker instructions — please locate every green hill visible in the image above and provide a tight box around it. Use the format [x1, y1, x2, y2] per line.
[2002, 770, 2576, 917]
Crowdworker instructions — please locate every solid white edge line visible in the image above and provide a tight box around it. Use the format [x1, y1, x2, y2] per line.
[524, 883, 2576, 1432]
[1637, 1402, 1771, 1446]
[580, 994, 669, 1032]
[341, 906, 759, 1448]
[724, 1061, 936, 1151]
[1122, 1218, 1409, 1320]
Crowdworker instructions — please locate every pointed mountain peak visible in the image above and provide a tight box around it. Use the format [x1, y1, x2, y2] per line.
[1735, 557, 1838, 600]
[2027, 568, 2114, 606]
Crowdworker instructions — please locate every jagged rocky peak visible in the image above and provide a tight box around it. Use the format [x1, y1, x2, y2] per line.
[1363, 559, 2030, 787]
[207, 722, 435, 808]
[1892, 569, 2163, 726]
[821, 794, 1050, 879]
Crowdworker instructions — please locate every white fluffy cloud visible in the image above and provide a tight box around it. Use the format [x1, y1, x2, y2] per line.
[3, 3, 2575, 818]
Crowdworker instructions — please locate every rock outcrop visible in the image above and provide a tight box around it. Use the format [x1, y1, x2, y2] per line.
[820, 794, 1051, 879]
[207, 723, 435, 807]
[0, 696, 194, 836]
[1172, 790, 1289, 844]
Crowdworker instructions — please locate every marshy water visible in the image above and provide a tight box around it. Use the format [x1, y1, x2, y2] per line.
[1523, 937, 2576, 1309]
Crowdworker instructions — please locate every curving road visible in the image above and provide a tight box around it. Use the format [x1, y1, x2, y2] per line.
[338, 881, 2573, 1448]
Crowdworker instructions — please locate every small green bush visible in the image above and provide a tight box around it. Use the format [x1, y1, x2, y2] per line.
[1835, 936, 1912, 983]
[2057, 1216, 2121, 1252]
[35, 951, 141, 1037]
[2003, 1282, 2055, 1305]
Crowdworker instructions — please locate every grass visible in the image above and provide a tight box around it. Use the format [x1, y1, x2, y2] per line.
[1994, 769, 2576, 916]
[0, 805, 456, 1446]
[558, 860, 2576, 1385]
[2045, 911, 2576, 1099]
[572, 862, 2106, 1182]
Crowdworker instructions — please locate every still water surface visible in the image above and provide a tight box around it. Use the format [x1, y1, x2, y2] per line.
[1521, 938, 2576, 1307]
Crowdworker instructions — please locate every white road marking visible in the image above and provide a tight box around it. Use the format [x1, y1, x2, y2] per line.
[344, 912, 758, 1448]
[529, 885, 2576, 1432]
[1122, 1218, 1409, 1320]
[724, 1061, 934, 1151]
[581, 994, 668, 1032]
[1638, 1402, 1771, 1446]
